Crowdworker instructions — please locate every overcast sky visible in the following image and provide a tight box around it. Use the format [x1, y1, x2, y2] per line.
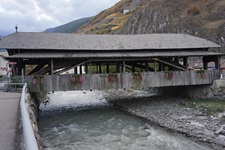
[0, 0, 120, 36]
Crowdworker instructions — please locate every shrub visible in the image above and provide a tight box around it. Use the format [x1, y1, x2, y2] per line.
[189, 99, 225, 116]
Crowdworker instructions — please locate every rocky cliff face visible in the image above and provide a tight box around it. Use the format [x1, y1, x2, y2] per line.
[120, 0, 225, 51]
[77, 0, 225, 51]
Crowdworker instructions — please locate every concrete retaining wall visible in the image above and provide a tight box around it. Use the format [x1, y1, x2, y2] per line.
[157, 79, 225, 99]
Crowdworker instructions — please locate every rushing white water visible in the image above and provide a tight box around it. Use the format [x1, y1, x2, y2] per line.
[39, 91, 212, 150]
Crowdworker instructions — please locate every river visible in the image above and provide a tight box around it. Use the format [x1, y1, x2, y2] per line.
[38, 91, 213, 150]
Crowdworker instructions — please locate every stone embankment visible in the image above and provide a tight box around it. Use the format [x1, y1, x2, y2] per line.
[26, 93, 43, 150]
[106, 80, 225, 150]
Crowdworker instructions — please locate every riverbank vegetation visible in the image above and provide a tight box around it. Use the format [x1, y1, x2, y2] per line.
[189, 99, 225, 116]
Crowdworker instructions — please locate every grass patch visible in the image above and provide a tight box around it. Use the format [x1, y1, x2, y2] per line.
[111, 25, 121, 31]
[189, 99, 225, 116]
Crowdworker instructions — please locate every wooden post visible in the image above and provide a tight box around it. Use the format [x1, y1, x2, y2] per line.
[116, 62, 120, 73]
[22, 63, 25, 75]
[183, 57, 188, 68]
[99, 63, 102, 73]
[90, 62, 92, 74]
[174, 57, 179, 63]
[217, 56, 221, 77]
[159, 63, 162, 71]
[79, 65, 82, 74]
[96, 64, 98, 73]
[145, 62, 149, 72]
[132, 64, 135, 73]
[17, 60, 23, 75]
[74, 67, 77, 74]
[203, 63, 208, 70]
[154, 61, 157, 72]
[85, 63, 88, 74]
[122, 61, 125, 73]
[215, 56, 220, 69]
[50, 59, 54, 75]
[203, 57, 208, 70]
[107, 63, 109, 73]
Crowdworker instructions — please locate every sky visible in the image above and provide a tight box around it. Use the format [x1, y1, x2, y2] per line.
[0, 0, 121, 36]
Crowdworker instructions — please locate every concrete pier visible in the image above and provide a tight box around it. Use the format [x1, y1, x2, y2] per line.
[0, 84, 21, 150]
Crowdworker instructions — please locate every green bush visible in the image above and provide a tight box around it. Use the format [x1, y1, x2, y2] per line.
[189, 99, 225, 115]
[11, 76, 22, 83]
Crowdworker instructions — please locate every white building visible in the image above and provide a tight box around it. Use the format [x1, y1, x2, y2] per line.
[0, 51, 9, 76]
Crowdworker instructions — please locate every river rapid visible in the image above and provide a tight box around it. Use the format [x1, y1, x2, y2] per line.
[38, 91, 213, 150]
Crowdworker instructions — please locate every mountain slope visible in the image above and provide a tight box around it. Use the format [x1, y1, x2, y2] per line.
[77, 0, 225, 50]
[44, 17, 91, 33]
[77, 0, 143, 34]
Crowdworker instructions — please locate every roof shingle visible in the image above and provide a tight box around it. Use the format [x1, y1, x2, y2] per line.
[0, 32, 220, 50]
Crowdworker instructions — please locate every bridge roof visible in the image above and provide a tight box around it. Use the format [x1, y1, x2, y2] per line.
[5, 51, 223, 59]
[0, 32, 220, 51]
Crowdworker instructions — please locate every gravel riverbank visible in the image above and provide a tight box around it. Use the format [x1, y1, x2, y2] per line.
[106, 90, 225, 150]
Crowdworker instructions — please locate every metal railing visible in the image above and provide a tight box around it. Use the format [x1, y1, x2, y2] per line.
[20, 83, 39, 150]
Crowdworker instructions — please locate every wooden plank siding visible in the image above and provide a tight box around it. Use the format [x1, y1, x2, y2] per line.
[25, 70, 220, 92]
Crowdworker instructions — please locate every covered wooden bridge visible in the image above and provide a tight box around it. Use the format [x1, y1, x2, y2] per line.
[0, 32, 222, 91]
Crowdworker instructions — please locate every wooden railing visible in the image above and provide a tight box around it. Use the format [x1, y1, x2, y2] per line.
[24, 70, 220, 92]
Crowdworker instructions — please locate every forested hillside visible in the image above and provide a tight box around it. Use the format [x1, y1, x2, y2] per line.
[44, 17, 91, 33]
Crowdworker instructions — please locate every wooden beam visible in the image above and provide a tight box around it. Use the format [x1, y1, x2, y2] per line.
[55, 65, 76, 74]
[126, 62, 154, 72]
[153, 58, 186, 71]
[34, 59, 87, 75]
[28, 63, 46, 75]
